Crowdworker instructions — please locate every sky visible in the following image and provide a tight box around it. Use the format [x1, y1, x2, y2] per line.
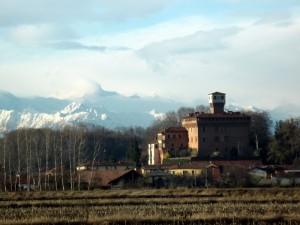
[0, 0, 300, 109]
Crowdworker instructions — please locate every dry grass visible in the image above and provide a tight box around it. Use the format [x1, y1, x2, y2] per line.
[1, 188, 300, 224]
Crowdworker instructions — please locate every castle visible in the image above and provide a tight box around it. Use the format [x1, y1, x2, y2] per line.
[148, 92, 252, 165]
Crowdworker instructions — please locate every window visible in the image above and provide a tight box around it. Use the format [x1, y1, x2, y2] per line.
[173, 134, 176, 138]
[202, 127, 206, 132]
[214, 96, 216, 100]
[215, 136, 219, 142]
[220, 136, 224, 142]
[202, 138, 206, 143]
[183, 171, 189, 175]
[167, 134, 170, 139]
[179, 134, 181, 139]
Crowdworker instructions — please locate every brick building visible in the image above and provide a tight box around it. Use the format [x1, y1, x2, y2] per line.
[148, 127, 188, 165]
[182, 92, 251, 159]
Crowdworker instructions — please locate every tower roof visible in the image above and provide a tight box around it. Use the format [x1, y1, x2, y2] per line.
[208, 92, 225, 95]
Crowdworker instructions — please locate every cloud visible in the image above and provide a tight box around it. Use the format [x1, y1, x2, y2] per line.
[97, 0, 172, 21]
[53, 79, 105, 99]
[138, 27, 241, 70]
[6, 24, 77, 46]
[46, 41, 130, 52]
[0, 0, 172, 27]
[0, 1, 89, 27]
[254, 11, 293, 26]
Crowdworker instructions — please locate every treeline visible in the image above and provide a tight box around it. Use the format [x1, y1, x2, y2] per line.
[0, 124, 144, 191]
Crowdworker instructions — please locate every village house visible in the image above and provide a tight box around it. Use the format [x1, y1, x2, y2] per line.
[148, 127, 189, 165]
[74, 161, 140, 189]
[78, 169, 142, 189]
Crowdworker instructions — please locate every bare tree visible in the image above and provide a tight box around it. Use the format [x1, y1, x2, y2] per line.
[88, 133, 102, 190]
[8, 145, 12, 191]
[177, 107, 195, 122]
[24, 129, 31, 192]
[65, 127, 75, 190]
[59, 131, 65, 191]
[16, 129, 22, 191]
[195, 105, 210, 113]
[44, 129, 51, 190]
[2, 134, 7, 192]
[77, 130, 85, 191]
[53, 131, 58, 191]
[33, 131, 42, 191]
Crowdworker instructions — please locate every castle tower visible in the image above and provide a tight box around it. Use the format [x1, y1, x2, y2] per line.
[208, 92, 225, 114]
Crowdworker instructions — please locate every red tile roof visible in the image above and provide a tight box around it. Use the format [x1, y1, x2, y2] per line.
[79, 170, 139, 187]
[160, 160, 262, 171]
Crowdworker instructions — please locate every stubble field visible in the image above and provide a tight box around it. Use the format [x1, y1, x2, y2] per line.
[0, 188, 300, 225]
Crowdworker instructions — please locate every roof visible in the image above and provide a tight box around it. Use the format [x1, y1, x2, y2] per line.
[145, 170, 174, 177]
[79, 170, 140, 187]
[197, 160, 263, 169]
[79, 161, 134, 167]
[163, 127, 188, 133]
[209, 92, 225, 95]
[161, 162, 219, 170]
[142, 165, 161, 170]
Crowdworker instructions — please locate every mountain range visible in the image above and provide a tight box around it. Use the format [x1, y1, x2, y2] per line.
[0, 85, 182, 133]
[0, 85, 299, 134]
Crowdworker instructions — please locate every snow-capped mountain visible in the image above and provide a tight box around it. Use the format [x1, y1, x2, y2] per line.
[0, 87, 182, 133]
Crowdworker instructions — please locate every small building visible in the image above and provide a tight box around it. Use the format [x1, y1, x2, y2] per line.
[78, 169, 142, 189]
[148, 143, 161, 165]
[148, 127, 188, 165]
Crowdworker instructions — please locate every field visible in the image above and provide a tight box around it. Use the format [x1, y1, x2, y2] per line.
[1, 188, 300, 225]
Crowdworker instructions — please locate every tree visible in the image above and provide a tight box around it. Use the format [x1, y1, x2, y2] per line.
[127, 137, 142, 168]
[177, 107, 195, 122]
[195, 105, 210, 113]
[245, 111, 273, 162]
[268, 118, 300, 164]
[2, 134, 7, 192]
[32, 130, 42, 191]
[88, 131, 103, 190]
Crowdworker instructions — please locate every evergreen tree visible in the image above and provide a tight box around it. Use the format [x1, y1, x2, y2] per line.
[127, 137, 141, 168]
[268, 118, 300, 164]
